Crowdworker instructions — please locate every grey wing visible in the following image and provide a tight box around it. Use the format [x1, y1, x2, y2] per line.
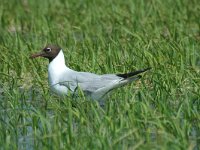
[61, 71, 122, 94]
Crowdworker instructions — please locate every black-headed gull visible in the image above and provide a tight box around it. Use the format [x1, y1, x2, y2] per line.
[30, 45, 151, 101]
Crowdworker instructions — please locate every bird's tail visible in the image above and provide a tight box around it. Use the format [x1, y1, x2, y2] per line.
[116, 67, 151, 79]
[95, 68, 151, 100]
[117, 67, 151, 86]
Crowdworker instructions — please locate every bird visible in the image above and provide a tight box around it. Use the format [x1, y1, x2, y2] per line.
[30, 45, 151, 102]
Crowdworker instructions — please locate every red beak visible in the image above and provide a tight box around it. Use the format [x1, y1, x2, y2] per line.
[30, 52, 45, 59]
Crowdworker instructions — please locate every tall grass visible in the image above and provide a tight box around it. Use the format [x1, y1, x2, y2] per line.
[0, 0, 199, 149]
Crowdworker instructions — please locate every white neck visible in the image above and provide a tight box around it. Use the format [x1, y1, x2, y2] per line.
[47, 50, 72, 96]
[48, 50, 68, 84]
[50, 50, 65, 66]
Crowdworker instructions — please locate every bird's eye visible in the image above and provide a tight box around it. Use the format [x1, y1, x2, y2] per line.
[45, 48, 51, 52]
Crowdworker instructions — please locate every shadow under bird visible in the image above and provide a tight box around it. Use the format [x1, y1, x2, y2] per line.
[30, 45, 151, 101]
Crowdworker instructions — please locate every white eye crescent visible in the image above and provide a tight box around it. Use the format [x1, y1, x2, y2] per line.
[45, 47, 51, 52]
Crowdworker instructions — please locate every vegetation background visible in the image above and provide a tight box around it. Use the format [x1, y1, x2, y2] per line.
[0, 0, 199, 149]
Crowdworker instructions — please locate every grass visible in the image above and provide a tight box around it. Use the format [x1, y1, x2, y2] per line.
[0, 0, 200, 149]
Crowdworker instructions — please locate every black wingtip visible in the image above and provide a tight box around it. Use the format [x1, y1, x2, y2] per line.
[142, 67, 152, 72]
[117, 67, 151, 79]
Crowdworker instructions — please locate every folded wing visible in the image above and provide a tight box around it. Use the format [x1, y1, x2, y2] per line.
[59, 68, 151, 99]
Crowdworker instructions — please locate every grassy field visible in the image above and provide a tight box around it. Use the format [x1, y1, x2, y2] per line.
[0, 0, 200, 149]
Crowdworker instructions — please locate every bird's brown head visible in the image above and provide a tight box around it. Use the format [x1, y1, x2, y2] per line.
[30, 45, 61, 62]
